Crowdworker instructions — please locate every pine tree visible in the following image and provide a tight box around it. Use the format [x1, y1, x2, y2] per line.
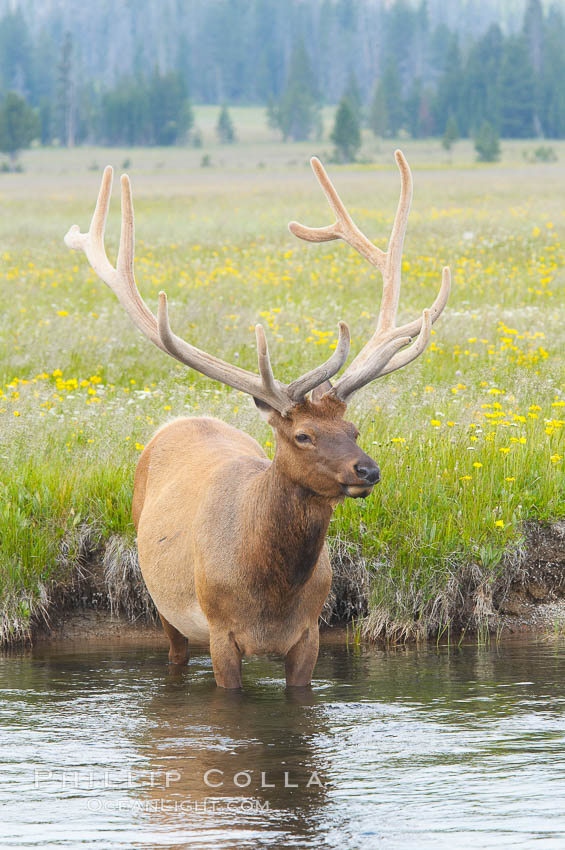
[523, 0, 544, 135]
[523, 0, 544, 73]
[0, 92, 39, 165]
[462, 24, 503, 136]
[0, 10, 32, 94]
[216, 104, 236, 143]
[369, 81, 388, 138]
[101, 75, 150, 146]
[405, 78, 426, 138]
[540, 7, 565, 137]
[100, 69, 191, 146]
[474, 121, 500, 162]
[499, 37, 535, 138]
[149, 68, 192, 145]
[383, 0, 417, 79]
[343, 71, 362, 123]
[331, 96, 361, 161]
[272, 39, 320, 141]
[442, 113, 459, 151]
[38, 98, 52, 145]
[55, 32, 75, 147]
[433, 35, 465, 136]
[383, 61, 405, 135]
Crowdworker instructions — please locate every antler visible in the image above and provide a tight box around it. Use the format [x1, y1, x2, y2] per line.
[64, 166, 351, 416]
[289, 151, 450, 402]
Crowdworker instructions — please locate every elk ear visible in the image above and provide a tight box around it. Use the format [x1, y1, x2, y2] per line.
[253, 397, 277, 423]
[311, 380, 332, 404]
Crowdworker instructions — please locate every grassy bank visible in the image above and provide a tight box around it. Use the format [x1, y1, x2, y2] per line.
[1, 129, 564, 643]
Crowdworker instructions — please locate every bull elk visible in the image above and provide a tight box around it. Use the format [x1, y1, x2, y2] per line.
[65, 151, 450, 688]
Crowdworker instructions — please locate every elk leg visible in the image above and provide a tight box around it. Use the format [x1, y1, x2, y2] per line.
[159, 613, 189, 665]
[209, 630, 243, 689]
[285, 626, 319, 687]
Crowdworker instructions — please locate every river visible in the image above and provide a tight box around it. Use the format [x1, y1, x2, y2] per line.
[1, 634, 565, 848]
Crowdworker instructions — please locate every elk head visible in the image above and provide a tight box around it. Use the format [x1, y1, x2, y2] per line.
[64, 152, 450, 502]
[256, 393, 379, 501]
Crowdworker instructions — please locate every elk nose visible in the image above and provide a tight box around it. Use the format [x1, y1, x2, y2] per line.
[354, 462, 380, 485]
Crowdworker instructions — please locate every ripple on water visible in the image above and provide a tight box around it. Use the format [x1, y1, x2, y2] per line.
[1, 639, 565, 848]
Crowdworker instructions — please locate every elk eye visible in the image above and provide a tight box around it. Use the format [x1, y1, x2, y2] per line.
[295, 433, 312, 445]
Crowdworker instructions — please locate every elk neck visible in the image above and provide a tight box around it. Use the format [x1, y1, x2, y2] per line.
[242, 455, 333, 594]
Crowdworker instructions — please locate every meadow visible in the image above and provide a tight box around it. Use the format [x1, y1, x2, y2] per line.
[0, 109, 564, 643]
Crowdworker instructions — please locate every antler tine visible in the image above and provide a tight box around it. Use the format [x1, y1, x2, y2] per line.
[378, 150, 413, 333]
[158, 293, 348, 414]
[66, 167, 360, 417]
[331, 335, 412, 402]
[64, 167, 164, 351]
[255, 323, 279, 399]
[116, 174, 134, 278]
[289, 152, 412, 337]
[379, 308, 432, 378]
[114, 174, 164, 348]
[64, 165, 115, 283]
[332, 271, 449, 403]
[288, 152, 450, 403]
[336, 309, 432, 403]
[289, 157, 387, 270]
[347, 266, 451, 375]
[287, 321, 351, 400]
[157, 292, 293, 410]
[158, 290, 350, 412]
[391, 265, 451, 342]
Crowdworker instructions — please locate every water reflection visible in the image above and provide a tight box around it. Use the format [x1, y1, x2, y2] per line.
[1, 638, 565, 848]
[135, 666, 331, 845]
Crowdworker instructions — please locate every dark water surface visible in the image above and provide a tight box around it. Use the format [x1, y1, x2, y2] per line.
[1, 636, 565, 849]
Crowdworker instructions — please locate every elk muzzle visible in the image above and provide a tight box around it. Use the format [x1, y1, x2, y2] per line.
[341, 453, 380, 499]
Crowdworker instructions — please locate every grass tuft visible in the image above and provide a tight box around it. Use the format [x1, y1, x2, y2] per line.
[103, 536, 157, 622]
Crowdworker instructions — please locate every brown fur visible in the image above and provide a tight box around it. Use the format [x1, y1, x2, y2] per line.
[133, 398, 379, 688]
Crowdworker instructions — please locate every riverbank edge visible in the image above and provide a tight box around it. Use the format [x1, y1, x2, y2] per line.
[3, 519, 565, 648]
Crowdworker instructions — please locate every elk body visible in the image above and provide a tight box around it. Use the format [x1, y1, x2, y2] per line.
[65, 152, 450, 688]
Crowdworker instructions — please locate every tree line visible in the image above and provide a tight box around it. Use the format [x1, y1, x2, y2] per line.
[0, 0, 564, 161]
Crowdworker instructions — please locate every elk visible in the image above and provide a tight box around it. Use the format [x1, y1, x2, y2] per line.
[65, 151, 450, 688]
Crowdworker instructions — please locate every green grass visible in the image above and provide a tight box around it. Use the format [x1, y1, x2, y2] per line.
[0, 125, 564, 642]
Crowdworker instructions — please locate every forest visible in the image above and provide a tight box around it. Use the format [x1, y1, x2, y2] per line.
[0, 0, 564, 152]
[0, 0, 565, 152]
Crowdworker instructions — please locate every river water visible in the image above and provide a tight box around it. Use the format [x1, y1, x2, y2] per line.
[1, 635, 565, 848]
